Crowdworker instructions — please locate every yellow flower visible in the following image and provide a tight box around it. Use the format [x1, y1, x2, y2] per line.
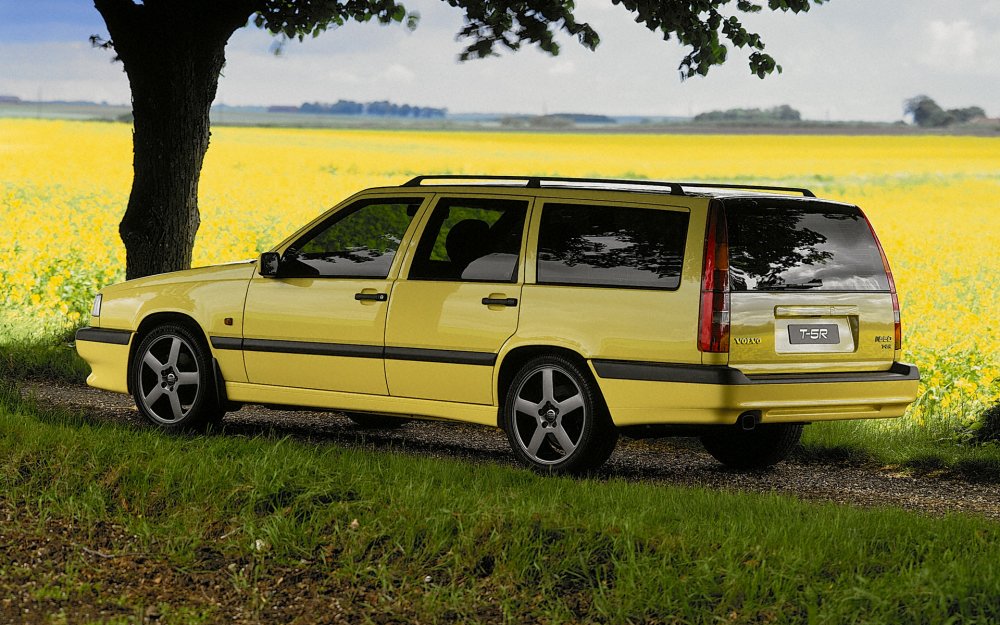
[2, 118, 996, 429]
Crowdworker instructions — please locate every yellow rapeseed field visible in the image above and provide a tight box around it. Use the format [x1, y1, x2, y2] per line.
[1, 118, 997, 428]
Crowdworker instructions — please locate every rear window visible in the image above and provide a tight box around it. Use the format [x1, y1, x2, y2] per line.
[537, 203, 689, 290]
[725, 199, 889, 292]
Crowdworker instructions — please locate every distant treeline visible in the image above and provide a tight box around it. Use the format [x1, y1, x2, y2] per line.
[904, 95, 987, 128]
[500, 113, 616, 128]
[270, 100, 447, 118]
[694, 105, 801, 123]
[0, 95, 115, 107]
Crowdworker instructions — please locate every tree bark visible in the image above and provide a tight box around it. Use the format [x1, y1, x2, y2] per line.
[94, 1, 252, 279]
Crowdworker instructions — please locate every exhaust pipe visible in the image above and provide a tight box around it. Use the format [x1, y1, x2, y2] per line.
[739, 411, 761, 431]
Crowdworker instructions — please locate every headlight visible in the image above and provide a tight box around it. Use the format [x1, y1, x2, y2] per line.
[91, 294, 102, 317]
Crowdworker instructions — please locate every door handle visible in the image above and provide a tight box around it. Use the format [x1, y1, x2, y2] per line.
[482, 297, 518, 307]
[354, 292, 388, 302]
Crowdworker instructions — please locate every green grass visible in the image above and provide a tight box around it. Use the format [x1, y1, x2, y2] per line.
[0, 314, 89, 383]
[801, 418, 1000, 480]
[2, 380, 1000, 623]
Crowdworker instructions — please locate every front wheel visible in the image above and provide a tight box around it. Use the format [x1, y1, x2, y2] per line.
[130, 324, 222, 431]
[502, 355, 617, 475]
[700, 423, 803, 469]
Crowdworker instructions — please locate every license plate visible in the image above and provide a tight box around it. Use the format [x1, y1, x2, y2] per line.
[788, 324, 840, 345]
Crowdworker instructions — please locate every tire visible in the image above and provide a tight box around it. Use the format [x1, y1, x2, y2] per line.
[502, 355, 618, 475]
[700, 423, 803, 470]
[345, 412, 408, 429]
[130, 324, 222, 431]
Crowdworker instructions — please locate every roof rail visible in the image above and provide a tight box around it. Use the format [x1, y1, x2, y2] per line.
[401, 175, 815, 198]
[677, 181, 816, 198]
[401, 175, 686, 195]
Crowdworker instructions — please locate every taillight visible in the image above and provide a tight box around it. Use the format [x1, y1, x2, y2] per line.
[891, 291, 901, 350]
[698, 201, 730, 353]
[862, 209, 901, 350]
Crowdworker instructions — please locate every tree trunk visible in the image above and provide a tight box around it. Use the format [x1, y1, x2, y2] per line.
[120, 45, 222, 279]
[94, 1, 250, 279]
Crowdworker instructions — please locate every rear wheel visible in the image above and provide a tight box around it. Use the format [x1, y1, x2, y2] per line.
[502, 355, 617, 475]
[700, 423, 803, 469]
[130, 324, 222, 431]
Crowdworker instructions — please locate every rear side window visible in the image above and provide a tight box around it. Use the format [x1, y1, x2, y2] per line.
[537, 203, 689, 290]
[408, 197, 528, 282]
[725, 199, 890, 291]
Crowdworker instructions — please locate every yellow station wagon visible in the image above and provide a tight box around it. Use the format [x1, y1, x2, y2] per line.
[76, 176, 920, 473]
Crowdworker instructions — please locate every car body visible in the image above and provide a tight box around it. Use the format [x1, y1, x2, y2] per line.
[76, 176, 920, 473]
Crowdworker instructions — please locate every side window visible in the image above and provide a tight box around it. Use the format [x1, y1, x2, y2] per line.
[282, 198, 422, 278]
[537, 203, 689, 290]
[408, 198, 528, 283]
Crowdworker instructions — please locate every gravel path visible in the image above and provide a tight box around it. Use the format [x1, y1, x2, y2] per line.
[22, 381, 1000, 521]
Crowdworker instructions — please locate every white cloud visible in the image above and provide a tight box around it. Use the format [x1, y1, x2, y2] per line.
[922, 20, 979, 71]
[381, 64, 416, 83]
[3, 0, 1000, 120]
[548, 60, 576, 76]
[574, 0, 619, 16]
[324, 69, 362, 84]
[0, 41, 129, 104]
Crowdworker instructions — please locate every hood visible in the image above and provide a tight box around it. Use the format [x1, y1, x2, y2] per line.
[101, 260, 258, 296]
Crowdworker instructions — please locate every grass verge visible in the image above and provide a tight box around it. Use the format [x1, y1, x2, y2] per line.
[0, 315, 89, 384]
[801, 418, 1000, 481]
[2, 380, 1000, 624]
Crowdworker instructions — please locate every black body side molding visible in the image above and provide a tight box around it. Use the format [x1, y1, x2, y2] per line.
[591, 360, 919, 385]
[75, 327, 132, 345]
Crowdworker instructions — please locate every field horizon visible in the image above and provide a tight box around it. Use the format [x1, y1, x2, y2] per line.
[4, 102, 1000, 136]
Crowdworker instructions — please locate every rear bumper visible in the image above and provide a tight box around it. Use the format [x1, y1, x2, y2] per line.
[590, 360, 920, 426]
[75, 327, 132, 394]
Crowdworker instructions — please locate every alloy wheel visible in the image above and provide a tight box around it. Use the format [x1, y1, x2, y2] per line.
[135, 333, 202, 424]
[510, 364, 588, 466]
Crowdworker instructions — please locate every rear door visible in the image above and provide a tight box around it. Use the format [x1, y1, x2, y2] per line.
[384, 194, 530, 405]
[724, 198, 897, 375]
[517, 198, 699, 364]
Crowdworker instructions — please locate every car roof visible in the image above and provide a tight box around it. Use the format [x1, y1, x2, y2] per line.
[393, 175, 819, 200]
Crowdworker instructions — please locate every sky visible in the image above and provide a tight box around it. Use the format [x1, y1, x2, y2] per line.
[0, 0, 998, 121]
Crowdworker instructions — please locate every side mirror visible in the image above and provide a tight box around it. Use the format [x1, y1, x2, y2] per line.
[259, 252, 281, 277]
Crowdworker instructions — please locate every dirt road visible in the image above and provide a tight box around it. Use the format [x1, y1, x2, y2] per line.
[22, 381, 1000, 521]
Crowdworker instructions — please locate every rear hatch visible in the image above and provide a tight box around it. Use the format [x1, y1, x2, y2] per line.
[723, 197, 898, 375]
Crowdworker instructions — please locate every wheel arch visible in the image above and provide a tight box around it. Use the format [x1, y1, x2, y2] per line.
[494, 343, 604, 428]
[127, 311, 213, 394]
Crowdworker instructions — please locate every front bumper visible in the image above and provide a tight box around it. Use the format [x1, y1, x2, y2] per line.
[75, 327, 133, 394]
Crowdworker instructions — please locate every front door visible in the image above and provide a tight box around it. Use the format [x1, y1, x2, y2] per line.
[385, 195, 530, 405]
[242, 197, 425, 395]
